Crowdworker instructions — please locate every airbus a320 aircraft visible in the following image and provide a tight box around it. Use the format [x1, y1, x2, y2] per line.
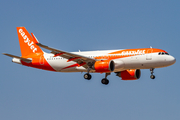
[3, 27, 176, 85]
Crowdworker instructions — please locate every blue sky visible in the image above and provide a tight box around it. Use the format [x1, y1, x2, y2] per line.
[0, 0, 180, 120]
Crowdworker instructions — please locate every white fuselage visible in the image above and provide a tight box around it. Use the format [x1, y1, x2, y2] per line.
[43, 49, 176, 73]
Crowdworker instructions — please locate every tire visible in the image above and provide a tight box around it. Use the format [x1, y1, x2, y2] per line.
[150, 75, 155, 79]
[84, 73, 92, 80]
[101, 78, 109, 85]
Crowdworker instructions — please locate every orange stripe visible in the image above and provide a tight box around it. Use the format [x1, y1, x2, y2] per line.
[62, 62, 86, 70]
[61, 63, 79, 70]
[109, 48, 166, 54]
[21, 53, 55, 71]
[94, 48, 166, 60]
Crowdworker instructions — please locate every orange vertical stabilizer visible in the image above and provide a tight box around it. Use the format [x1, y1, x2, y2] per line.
[17, 27, 43, 57]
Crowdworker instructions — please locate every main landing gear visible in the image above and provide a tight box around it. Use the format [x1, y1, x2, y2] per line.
[101, 73, 110, 85]
[150, 68, 155, 79]
[83, 71, 110, 85]
[84, 68, 92, 80]
[84, 73, 92, 80]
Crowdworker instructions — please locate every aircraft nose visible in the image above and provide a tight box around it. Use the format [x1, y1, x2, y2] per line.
[172, 57, 176, 64]
[167, 56, 176, 65]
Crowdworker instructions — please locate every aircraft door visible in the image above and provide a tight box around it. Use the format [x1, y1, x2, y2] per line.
[146, 49, 153, 60]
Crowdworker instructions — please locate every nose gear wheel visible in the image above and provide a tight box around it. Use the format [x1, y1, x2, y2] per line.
[150, 68, 155, 79]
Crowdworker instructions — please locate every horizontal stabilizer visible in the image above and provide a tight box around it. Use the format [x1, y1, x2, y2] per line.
[2, 53, 32, 62]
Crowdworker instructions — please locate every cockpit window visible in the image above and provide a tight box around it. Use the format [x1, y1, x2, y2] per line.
[158, 52, 169, 55]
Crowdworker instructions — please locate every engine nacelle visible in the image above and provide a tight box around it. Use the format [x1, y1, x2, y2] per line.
[118, 69, 141, 80]
[93, 60, 115, 72]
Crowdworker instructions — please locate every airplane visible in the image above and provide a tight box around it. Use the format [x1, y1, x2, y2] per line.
[3, 27, 176, 85]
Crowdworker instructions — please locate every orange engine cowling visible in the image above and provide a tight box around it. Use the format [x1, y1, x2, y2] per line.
[119, 69, 141, 80]
[93, 60, 115, 73]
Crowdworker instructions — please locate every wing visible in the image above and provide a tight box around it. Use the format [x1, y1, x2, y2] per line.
[36, 43, 96, 68]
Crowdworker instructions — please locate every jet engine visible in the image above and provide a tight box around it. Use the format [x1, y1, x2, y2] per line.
[117, 69, 141, 80]
[93, 60, 115, 72]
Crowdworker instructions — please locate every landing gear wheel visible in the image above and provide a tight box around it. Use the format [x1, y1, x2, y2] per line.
[101, 78, 109, 85]
[84, 73, 92, 80]
[150, 68, 155, 79]
[150, 75, 155, 79]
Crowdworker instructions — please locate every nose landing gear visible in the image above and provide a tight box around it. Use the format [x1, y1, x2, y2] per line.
[150, 68, 155, 79]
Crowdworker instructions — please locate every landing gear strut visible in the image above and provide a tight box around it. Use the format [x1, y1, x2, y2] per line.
[84, 67, 92, 80]
[101, 73, 110, 85]
[150, 68, 155, 79]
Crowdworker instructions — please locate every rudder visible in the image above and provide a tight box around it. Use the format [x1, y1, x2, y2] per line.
[17, 27, 43, 56]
